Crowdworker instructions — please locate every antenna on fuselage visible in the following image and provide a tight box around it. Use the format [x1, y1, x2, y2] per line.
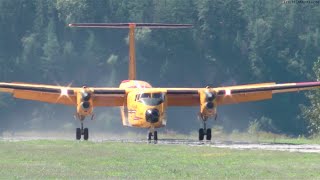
[68, 23, 192, 80]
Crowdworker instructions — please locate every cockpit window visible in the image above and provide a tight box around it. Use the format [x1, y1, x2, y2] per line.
[153, 93, 162, 99]
[138, 92, 165, 106]
[140, 93, 151, 98]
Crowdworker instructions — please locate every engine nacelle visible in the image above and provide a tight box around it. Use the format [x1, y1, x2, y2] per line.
[76, 88, 93, 116]
[199, 89, 217, 119]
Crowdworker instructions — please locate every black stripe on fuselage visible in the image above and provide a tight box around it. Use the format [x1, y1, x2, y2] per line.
[0, 84, 75, 95]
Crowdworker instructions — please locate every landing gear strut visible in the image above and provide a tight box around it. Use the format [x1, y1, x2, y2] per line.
[76, 122, 89, 140]
[199, 119, 211, 141]
[147, 127, 158, 144]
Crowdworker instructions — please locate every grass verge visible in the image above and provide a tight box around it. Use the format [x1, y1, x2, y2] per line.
[0, 140, 319, 179]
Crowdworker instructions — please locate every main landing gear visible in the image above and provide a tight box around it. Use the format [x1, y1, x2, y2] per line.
[147, 128, 158, 144]
[199, 119, 211, 141]
[76, 122, 89, 140]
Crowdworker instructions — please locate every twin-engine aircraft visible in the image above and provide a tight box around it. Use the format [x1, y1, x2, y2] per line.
[0, 23, 320, 143]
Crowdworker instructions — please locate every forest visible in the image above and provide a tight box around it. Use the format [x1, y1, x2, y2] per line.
[0, 0, 320, 135]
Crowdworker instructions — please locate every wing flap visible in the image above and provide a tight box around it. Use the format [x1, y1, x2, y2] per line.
[93, 95, 125, 106]
[167, 94, 199, 106]
[92, 88, 126, 106]
[166, 89, 199, 106]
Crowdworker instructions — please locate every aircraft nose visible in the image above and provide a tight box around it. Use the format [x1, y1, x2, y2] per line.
[145, 109, 160, 123]
[206, 102, 214, 109]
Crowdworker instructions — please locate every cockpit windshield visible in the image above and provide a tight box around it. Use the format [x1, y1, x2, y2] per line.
[140, 93, 151, 98]
[138, 92, 165, 106]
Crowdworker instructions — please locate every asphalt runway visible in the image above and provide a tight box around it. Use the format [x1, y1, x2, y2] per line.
[1, 134, 320, 153]
[108, 139, 320, 153]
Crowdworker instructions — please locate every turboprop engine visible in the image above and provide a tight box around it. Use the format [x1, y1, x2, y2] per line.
[76, 87, 93, 116]
[199, 89, 217, 119]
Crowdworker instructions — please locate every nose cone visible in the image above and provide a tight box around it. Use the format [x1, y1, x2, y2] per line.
[145, 109, 160, 123]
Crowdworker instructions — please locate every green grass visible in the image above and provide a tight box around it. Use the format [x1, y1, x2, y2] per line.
[0, 140, 319, 179]
[225, 131, 320, 144]
[158, 130, 320, 145]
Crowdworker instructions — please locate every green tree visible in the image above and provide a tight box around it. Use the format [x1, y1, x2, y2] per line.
[301, 57, 320, 135]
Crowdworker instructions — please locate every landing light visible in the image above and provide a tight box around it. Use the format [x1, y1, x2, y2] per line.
[55, 83, 73, 104]
[225, 89, 231, 96]
[60, 88, 69, 97]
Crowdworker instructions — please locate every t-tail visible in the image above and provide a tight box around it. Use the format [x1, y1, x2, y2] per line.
[69, 23, 192, 80]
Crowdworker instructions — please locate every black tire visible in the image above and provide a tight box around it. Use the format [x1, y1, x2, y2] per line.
[206, 128, 212, 141]
[148, 132, 152, 143]
[199, 128, 204, 141]
[84, 128, 89, 140]
[76, 128, 81, 140]
[154, 131, 158, 144]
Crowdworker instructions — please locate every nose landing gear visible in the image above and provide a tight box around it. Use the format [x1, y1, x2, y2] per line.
[147, 127, 158, 144]
[199, 117, 212, 141]
[76, 121, 89, 141]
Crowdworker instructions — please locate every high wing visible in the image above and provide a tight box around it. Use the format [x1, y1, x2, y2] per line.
[163, 81, 320, 106]
[0, 82, 126, 106]
[1, 81, 320, 107]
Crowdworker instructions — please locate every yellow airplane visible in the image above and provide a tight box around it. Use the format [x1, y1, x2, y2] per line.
[0, 23, 320, 143]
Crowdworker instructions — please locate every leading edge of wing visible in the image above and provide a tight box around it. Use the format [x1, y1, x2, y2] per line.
[0, 82, 75, 94]
[215, 81, 320, 95]
[0, 83, 128, 106]
[0, 83, 128, 95]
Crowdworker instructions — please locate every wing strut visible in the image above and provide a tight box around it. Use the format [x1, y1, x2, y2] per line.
[69, 23, 193, 80]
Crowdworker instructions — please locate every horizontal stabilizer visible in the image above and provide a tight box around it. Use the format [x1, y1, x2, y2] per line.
[69, 23, 193, 28]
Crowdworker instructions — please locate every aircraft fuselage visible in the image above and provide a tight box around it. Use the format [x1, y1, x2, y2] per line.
[119, 80, 167, 128]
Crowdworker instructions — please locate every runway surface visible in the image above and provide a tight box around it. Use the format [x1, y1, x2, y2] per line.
[1, 134, 320, 153]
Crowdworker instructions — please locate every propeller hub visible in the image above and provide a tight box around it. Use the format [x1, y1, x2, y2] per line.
[82, 92, 91, 101]
[205, 92, 216, 102]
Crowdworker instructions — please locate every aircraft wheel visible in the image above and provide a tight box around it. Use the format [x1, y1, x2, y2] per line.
[199, 128, 204, 141]
[154, 131, 158, 144]
[84, 128, 89, 140]
[76, 128, 81, 140]
[206, 128, 212, 141]
[148, 132, 152, 143]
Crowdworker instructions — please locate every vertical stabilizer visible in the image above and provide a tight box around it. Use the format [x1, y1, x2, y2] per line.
[128, 24, 136, 80]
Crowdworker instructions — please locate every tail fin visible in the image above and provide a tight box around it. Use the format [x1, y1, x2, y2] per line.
[69, 23, 193, 80]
